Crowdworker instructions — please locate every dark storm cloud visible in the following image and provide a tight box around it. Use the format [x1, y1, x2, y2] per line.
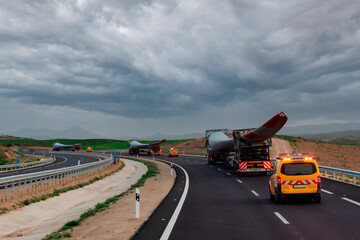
[0, 0, 359, 121]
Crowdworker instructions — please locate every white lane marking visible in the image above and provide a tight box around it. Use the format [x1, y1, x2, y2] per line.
[251, 190, 259, 196]
[321, 189, 334, 194]
[226, 173, 231, 176]
[160, 160, 189, 240]
[217, 168, 221, 171]
[237, 180, 243, 183]
[342, 197, 360, 207]
[274, 212, 290, 224]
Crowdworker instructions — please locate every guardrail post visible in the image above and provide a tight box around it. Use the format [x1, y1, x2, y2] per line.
[30, 179, 32, 188]
[18, 181, 21, 190]
[12, 182, 14, 192]
[24, 180, 26, 189]
[333, 172, 336, 179]
[4, 184, 7, 194]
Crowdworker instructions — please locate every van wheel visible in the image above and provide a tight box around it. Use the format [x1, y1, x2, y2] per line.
[314, 195, 321, 203]
[269, 187, 274, 201]
[274, 189, 281, 203]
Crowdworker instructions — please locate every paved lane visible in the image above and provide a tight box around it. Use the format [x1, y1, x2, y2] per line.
[133, 154, 360, 240]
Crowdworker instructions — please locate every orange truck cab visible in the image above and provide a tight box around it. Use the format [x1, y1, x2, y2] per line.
[269, 153, 321, 203]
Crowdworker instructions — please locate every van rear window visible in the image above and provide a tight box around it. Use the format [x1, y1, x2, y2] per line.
[281, 163, 316, 175]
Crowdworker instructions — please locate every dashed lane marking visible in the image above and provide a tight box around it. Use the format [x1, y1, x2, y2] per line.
[251, 190, 259, 196]
[321, 189, 334, 194]
[274, 212, 290, 224]
[226, 173, 231, 176]
[237, 180, 243, 183]
[342, 197, 360, 207]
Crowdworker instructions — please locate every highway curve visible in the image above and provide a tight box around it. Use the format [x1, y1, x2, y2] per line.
[132, 154, 360, 240]
[0, 152, 102, 179]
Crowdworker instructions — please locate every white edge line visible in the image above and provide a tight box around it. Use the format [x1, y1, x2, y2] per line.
[237, 180, 242, 183]
[321, 189, 334, 194]
[274, 212, 290, 224]
[342, 197, 360, 207]
[251, 190, 259, 196]
[160, 160, 189, 240]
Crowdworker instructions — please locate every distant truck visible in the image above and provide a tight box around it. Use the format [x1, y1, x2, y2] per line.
[206, 112, 288, 174]
[128, 139, 166, 156]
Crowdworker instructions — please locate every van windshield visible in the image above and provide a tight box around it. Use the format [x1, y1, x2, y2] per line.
[281, 163, 316, 175]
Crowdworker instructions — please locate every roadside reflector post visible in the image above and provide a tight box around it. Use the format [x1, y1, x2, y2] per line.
[113, 152, 117, 165]
[137, 154, 138, 159]
[135, 188, 140, 218]
[325, 170, 327, 177]
[342, 174, 345, 182]
[153, 155, 155, 161]
[171, 164, 173, 176]
[17, 156, 20, 169]
[333, 172, 336, 179]
[354, 176, 356, 184]
[78, 160, 80, 166]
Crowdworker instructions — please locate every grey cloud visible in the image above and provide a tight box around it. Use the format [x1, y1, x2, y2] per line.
[0, 0, 359, 122]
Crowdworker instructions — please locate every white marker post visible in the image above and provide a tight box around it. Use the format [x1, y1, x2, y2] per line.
[137, 153, 139, 159]
[78, 160, 80, 166]
[171, 164, 173, 176]
[135, 188, 140, 218]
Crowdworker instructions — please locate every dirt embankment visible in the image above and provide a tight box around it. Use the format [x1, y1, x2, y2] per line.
[68, 159, 175, 240]
[0, 145, 18, 160]
[163, 138, 206, 154]
[294, 141, 360, 172]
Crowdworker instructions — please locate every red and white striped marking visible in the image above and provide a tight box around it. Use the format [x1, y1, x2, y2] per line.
[263, 161, 272, 170]
[238, 162, 247, 171]
[281, 180, 320, 185]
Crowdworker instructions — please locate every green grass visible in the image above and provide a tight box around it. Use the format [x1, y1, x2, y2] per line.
[43, 157, 159, 240]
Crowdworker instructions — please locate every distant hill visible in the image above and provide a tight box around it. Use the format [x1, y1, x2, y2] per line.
[279, 122, 360, 135]
[297, 129, 360, 139]
[3, 126, 101, 140]
[142, 132, 203, 140]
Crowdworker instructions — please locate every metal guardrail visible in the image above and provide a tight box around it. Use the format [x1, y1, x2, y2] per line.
[0, 153, 113, 194]
[318, 165, 360, 185]
[0, 157, 54, 172]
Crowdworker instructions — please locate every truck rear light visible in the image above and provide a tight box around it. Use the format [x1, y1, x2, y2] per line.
[317, 175, 321, 183]
[277, 176, 281, 184]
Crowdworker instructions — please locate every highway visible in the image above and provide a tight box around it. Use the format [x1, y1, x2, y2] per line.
[132, 154, 360, 240]
[0, 152, 102, 178]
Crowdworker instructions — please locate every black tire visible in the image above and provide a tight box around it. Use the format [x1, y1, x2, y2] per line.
[274, 189, 281, 203]
[269, 186, 275, 201]
[314, 195, 321, 203]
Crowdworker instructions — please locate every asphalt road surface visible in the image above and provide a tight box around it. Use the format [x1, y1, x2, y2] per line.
[0, 152, 102, 178]
[132, 154, 360, 240]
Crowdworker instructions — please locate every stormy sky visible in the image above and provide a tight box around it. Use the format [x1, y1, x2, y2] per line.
[0, 0, 359, 138]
